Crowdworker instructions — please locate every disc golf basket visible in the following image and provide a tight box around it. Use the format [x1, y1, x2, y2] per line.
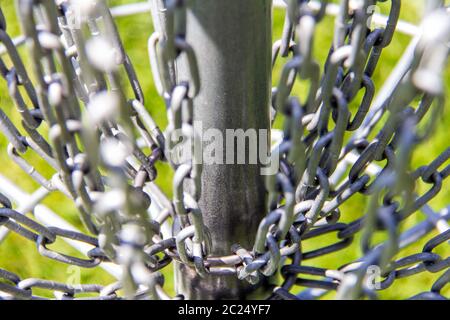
[0, 0, 449, 300]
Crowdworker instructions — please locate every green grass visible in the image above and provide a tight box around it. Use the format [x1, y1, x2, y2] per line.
[0, 0, 448, 299]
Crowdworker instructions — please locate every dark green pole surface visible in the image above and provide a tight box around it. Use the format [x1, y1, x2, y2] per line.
[175, 0, 272, 299]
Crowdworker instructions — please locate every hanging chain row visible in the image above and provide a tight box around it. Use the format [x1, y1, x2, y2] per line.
[266, 0, 450, 300]
[0, 0, 448, 300]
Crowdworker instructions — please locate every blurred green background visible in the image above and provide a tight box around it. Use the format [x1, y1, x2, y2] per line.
[0, 0, 448, 299]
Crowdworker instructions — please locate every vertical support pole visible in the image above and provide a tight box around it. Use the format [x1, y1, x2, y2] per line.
[175, 0, 272, 299]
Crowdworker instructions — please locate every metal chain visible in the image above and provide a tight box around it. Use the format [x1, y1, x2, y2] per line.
[0, 0, 448, 300]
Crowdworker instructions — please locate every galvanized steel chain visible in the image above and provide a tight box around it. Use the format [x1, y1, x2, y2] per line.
[0, 0, 448, 300]
[267, 0, 450, 300]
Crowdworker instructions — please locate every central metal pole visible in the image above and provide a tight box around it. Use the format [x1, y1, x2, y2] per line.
[175, 0, 272, 299]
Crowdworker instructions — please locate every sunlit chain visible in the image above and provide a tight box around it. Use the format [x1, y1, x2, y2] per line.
[0, 0, 448, 300]
[266, 0, 450, 300]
